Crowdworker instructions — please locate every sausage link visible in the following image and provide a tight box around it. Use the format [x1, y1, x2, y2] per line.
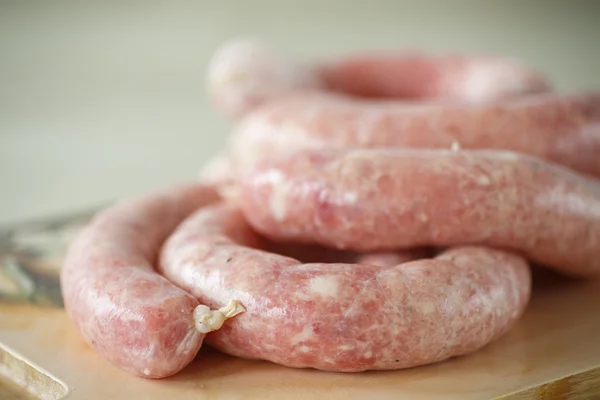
[208, 38, 549, 119]
[207, 38, 321, 119]
[318, 51, 550, 101]
[229, 92, 600, 177]
[205, 39, 599, 178]
[238, 148, 600, 277]
[159, 203, 531, 372]
[60, 184, 227, 378]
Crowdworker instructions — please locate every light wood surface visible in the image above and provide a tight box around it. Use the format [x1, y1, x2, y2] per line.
[2, 271, 600, 399]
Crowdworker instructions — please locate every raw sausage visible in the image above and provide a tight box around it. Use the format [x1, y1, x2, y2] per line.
[228, 91, 600, 178]
[206, 39, 600, 177]
[238, 148, 600, 277]
[318, 51, 550, 101]
[58, 182, 426, 377]
[61, 38, 594, 378]
[60, 183, 245, 379]
[208, 38, 550, 118]
[159, 202, 531, 372]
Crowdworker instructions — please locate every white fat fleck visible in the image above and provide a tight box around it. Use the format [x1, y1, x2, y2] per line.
[536, 186, 600, 221]
[254, 167, 286, 186]
[309, 275, 339, 297]
[143, 368, 151, 376]
[450, 140, 462, 151]
[418, 212, 429, 223]
[338, 344, 354, 351]
[299, 345, 311, 353]
[270, 188, 287, 222]
[462, 63, 519, 102]
[476, 174, 492, 186]
[262, 343, 278, 351]
[259, 169, 288, 222]
[418, 302, 436, 315]
[294, 291, 313, 301]
[342, 191, 358, 205]
[462, 64, 494, 102]
[499, 151, 521, 161]
[291, 325, 315, 345]
[364, 351, 373, 358]
[342, 148, 382, 166]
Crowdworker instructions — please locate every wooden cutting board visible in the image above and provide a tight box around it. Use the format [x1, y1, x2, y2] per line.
[1, 211, 600, 400]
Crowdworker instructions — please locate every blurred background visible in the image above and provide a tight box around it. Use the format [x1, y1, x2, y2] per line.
[1, 0, 599, 224]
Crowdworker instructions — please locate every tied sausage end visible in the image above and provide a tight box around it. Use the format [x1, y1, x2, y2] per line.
[194, 299, 246, 333]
